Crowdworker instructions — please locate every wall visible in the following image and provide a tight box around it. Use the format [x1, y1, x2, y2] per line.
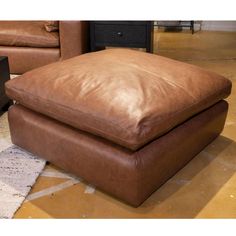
[155, 21, 236, 32]
[200, 21, 236, 32]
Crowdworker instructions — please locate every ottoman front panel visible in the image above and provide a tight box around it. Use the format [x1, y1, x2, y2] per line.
[8, 101, 228, 206]
[5, 49, 231, 150]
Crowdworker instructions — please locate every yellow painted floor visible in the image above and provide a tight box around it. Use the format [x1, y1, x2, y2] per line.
[1, 30, 236, 218]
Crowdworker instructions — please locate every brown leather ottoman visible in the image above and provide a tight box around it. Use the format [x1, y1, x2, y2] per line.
[5, 49, 232, 206]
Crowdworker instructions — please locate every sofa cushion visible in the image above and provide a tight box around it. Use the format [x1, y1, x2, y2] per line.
[5, 49, 232, 150]
[0, 21, 59, 48]
[0, 46, 60, 74]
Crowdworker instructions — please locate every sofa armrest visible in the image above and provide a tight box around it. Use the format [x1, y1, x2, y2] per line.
[59, 21, 89, 60]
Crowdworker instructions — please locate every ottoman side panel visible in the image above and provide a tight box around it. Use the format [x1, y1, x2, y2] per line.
[7, 100, 229, 207]
[8, 104, 141, 206]
[134, 100, 228, 204]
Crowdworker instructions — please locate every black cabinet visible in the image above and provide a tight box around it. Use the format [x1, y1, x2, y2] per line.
[0, 56, 11, 111]
[90, 21, 153, 52]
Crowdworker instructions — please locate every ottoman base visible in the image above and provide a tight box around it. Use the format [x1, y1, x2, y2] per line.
[8, 101, 228, 207]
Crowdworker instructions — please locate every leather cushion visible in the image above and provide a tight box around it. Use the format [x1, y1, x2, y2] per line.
[0, 21, 59, 48]
[0, 46, 60, 74]
[5, 49, 232, 150]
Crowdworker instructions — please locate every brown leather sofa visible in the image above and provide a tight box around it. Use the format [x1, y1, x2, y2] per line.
[0, 21, 89, 74]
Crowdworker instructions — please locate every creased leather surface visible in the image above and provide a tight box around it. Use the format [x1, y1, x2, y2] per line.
[5, 49, 232, 150]
[8, 101, 228, 206]
[0, 21, 59, 48]
[44, 21, 59, 32]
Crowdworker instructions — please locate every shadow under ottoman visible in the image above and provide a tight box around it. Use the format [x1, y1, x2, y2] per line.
[8, 101, 228, 206]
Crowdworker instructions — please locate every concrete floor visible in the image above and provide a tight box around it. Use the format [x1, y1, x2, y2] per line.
[1, 29, 236, 218]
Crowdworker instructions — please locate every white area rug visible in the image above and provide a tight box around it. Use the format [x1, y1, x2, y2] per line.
[0, 111, 46, 218]
[0, 146, 45, 219]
